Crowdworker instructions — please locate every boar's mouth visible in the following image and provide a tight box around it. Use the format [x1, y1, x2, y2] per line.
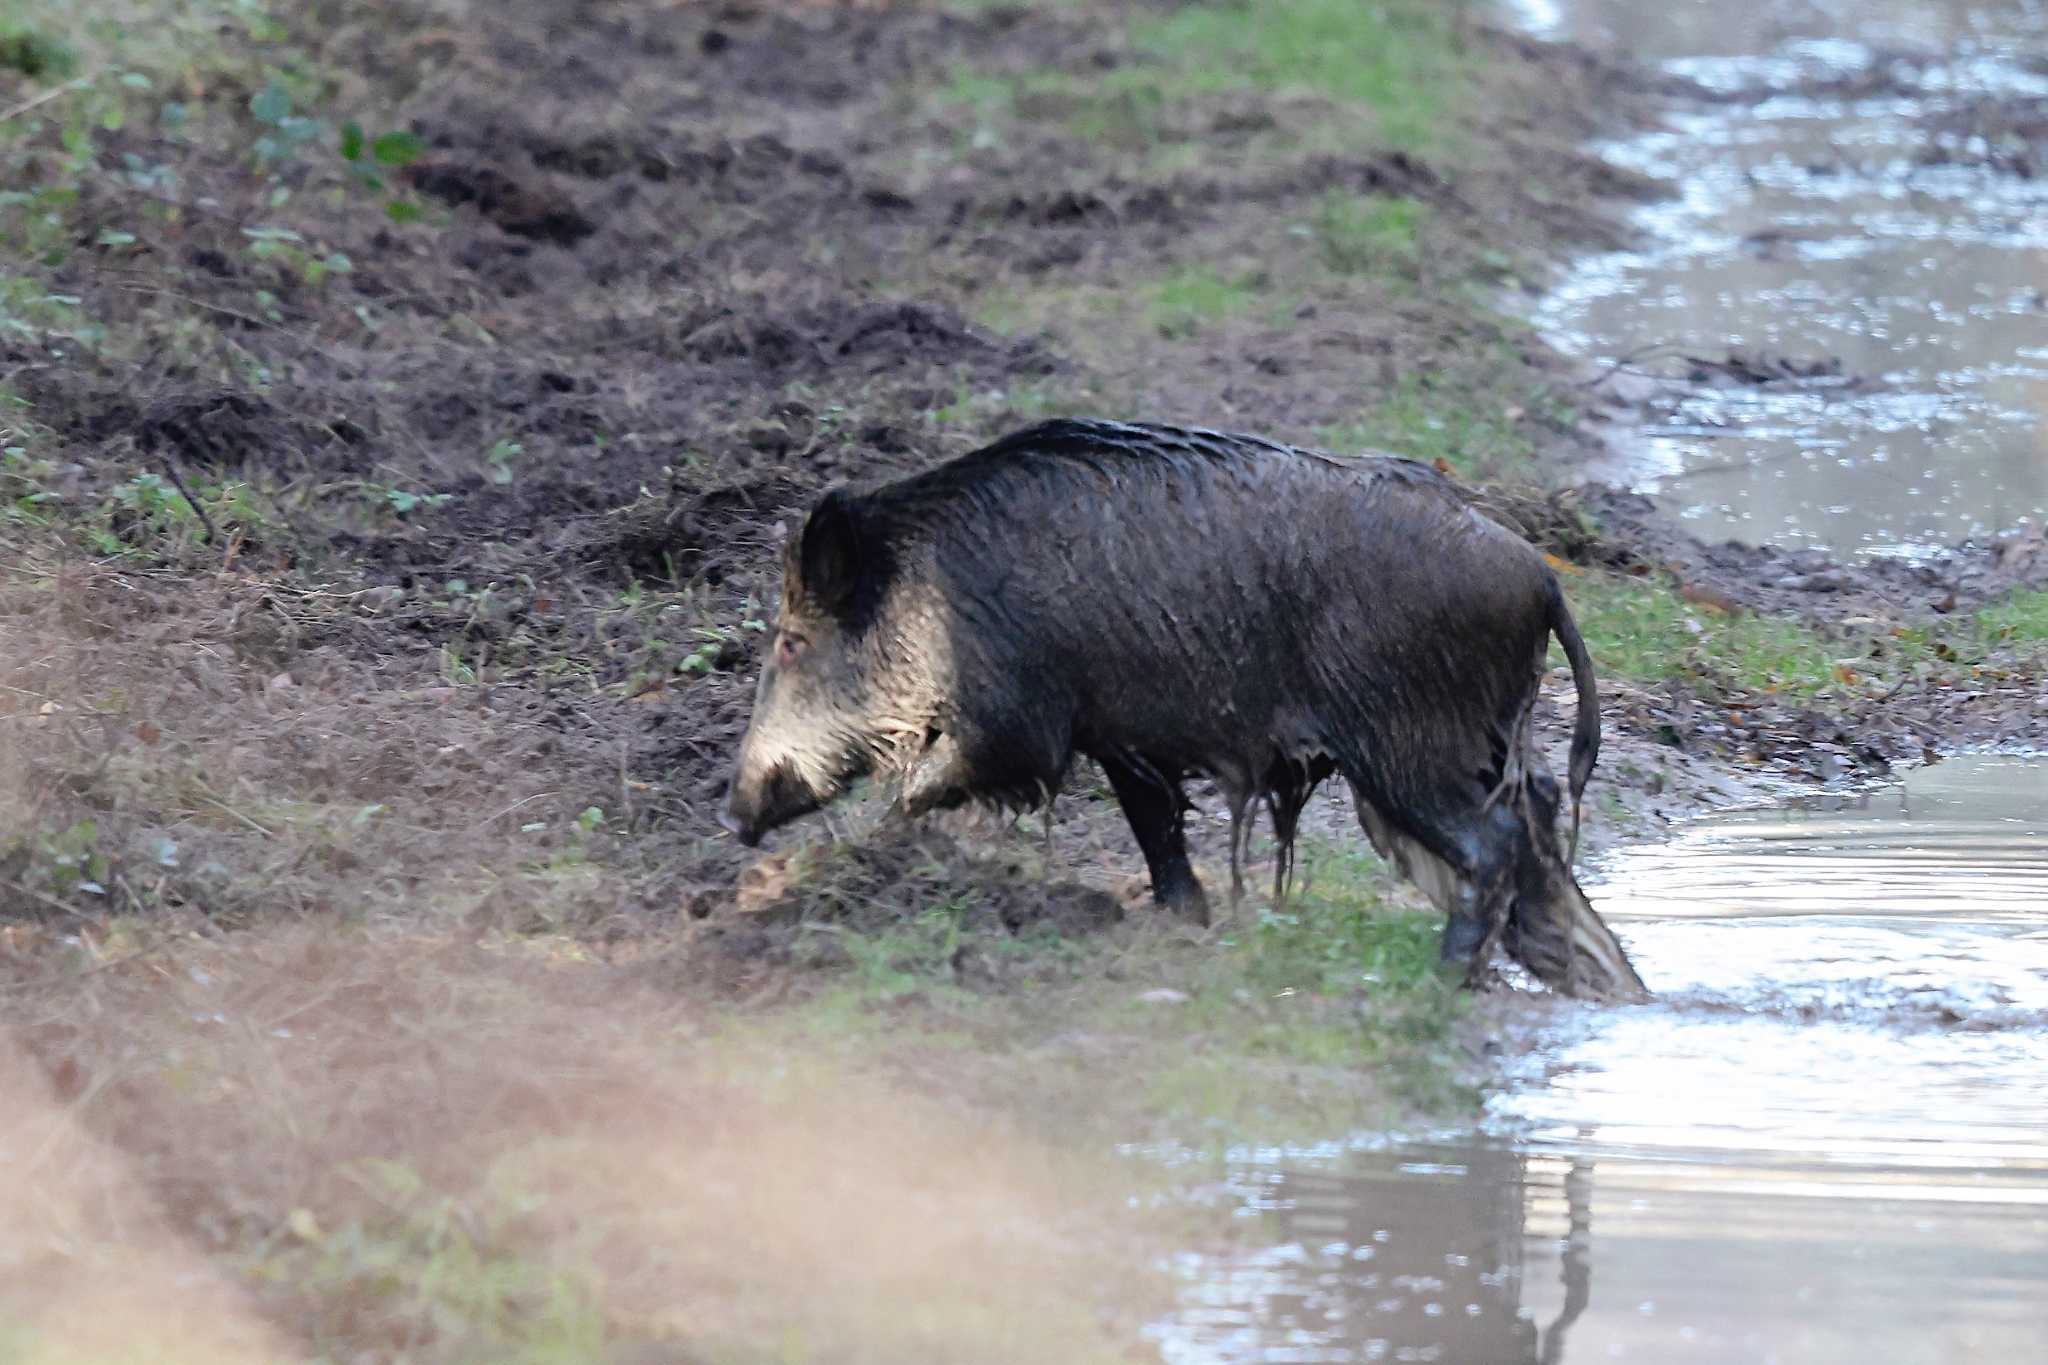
[722, 748, 876, 846]
[720, 761, 822, 846]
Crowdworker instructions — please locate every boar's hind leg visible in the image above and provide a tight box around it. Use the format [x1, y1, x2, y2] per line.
[1351, 785, 1523, 984]
[1223, 784, 1255, 909]
[1503, 770, 1649, 1001]
[1096, 751, 1209, 926]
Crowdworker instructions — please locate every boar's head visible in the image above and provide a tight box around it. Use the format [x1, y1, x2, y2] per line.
[721, 491, 894, 845]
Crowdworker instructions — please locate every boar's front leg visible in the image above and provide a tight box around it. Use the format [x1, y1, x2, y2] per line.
[898, 732, 975, 816]
[1095, 751, 1209, 926]
[899, 726, 1067, 820]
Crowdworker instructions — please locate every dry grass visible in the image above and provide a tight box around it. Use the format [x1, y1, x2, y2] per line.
[0, 551, 677, 935]
[0, 924, 1162, 1362]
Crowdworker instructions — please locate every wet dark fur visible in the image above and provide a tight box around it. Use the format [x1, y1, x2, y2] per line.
[728, 419, 1645, 999]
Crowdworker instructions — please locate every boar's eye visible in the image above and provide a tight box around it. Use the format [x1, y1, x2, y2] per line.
[774, 632, 807, 667]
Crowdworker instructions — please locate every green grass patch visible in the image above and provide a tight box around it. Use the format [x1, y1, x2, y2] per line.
[1321, 348, 1564, 477]
[970, 265, 1272, 355]
[928, 0, 1472, 171]
[1561, 575, 1845, 695]
[1129, 0, 1466, 150]
[1143, 263, 1266, 337]
[1313, 193, 1429, 277]
[1980, 587, 2048, 643]
[765, 832, 1473, 1149]
[244, 1160, 607, 1365]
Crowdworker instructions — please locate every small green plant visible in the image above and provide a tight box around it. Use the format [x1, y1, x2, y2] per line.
[336, 118, 427, 224]
[1322, 348, 1560, 477]
[35, 818, 109, 898]
[247, 79, 325, 168]
[1244, 901, 1445, 998]
[2, 436, 60, 524]
[835, 896, 975, 1001]
[1562, 575, 1846, 695]
[241, 225, 353, 288]
[0, 24, 78, 80]
[105, 470, 204, 547]
[680, 617, 765, 675]
[381, 486, 451, 517]
[486, 437, 524, 485]
[440, 644, 477, 685]
[1131, 0, 1464, 150]
[0, 273, 92, 343]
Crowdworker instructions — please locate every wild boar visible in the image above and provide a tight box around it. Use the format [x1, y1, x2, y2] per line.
[720, 419, 1646, 1000]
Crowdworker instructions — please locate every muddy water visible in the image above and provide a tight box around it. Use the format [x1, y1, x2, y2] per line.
[1152, 755, 2048, 1363]
[1518, 0, 2048, 557]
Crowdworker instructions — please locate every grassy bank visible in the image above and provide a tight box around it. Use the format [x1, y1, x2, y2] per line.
[1560, 572, 2048, 699]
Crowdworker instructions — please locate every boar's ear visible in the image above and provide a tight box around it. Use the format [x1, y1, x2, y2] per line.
[795, 489, 862, 614]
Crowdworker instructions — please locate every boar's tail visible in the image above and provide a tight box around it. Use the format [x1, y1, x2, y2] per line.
[1547, 578, 1600, 866]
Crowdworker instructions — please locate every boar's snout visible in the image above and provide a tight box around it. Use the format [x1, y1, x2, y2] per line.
[718, 774, 766, 847]
[716, 799, 759, 847]
[719, 760, 822, 847]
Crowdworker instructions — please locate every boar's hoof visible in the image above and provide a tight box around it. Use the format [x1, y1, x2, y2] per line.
[1438, 910, 1488, 971]
[1156, 873, 1211, 927]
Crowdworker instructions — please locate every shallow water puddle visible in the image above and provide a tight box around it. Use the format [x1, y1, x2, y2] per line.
[1516, 0, 2048, 557]
[1151, 755, 2048, 1363]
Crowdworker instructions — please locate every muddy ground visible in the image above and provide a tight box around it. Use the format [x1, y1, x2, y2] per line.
[2, 1, 2047, 1356]
[0, 1, 1666, 929]
[5, 2, 2028, 920]
[0, 0, 2042, 1039]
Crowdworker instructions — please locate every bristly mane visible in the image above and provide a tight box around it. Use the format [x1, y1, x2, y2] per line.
[970, 418, 1302, 471]
[847, 418, 1448, 537]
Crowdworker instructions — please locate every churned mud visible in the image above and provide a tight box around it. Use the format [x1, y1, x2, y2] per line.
[4, 0, 2048, 1358]
[0, 0, 1708, 954]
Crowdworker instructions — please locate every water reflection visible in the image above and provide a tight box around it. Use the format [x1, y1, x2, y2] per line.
[1159, 1145, 1553, 1363]
[1156, 755, 2048, 1363]
[1162, 1129, 2048, 1363]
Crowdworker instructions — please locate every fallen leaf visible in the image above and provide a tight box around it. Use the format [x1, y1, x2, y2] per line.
[1542, 551, 1584, 577]
[735, 853, 797, 912]
[1678, 582, 1743, 616]
[135, 720, 161, 746]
